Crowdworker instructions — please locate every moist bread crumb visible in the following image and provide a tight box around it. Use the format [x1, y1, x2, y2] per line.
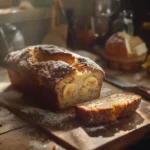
[75, 93, 141, 125]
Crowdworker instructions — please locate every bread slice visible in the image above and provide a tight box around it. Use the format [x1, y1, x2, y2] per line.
[4, 45, 105, 110]
[75, 93, 141, 125]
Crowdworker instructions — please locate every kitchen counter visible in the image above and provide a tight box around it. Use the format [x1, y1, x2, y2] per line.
[0, 67, 65, 150]
[0, 65, 150, 150]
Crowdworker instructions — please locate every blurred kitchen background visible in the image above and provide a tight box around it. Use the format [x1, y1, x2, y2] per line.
[0, 0, 150, 62]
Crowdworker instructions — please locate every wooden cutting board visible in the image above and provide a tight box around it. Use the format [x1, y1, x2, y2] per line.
[0, 68, 150, 150]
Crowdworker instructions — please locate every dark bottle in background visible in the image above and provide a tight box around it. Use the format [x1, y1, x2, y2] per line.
[66, 9, 78, 49]
[131, 0, 150, 49]
[93, 0, 121, 47]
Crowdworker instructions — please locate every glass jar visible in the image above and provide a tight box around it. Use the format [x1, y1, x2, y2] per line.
[111, 10, 134, 35]
[93, 0, 121, 46]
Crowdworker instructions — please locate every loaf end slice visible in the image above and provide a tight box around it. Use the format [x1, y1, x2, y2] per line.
[75, 93, 141, 125]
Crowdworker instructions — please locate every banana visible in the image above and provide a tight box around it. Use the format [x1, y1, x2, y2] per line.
[142, 55, 150, 69]
[79, 88, 88, 96]
[63, 83, 76, 99]
[74, 71, 84, 80]
[83, 77, 98, 89]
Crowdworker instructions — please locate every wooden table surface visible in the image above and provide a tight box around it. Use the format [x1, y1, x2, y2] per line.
[0, 66, 150, 150]
[0, 67, 65, 150]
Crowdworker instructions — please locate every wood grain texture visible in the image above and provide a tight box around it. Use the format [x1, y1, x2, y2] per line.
[0, 68, 26, 134]
[0, 67, 150, 150]
[0, 126, 65, 150]
[0, 107, 26, 135]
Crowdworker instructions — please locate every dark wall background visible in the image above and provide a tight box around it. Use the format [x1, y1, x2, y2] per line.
[130, 0, 150, 47]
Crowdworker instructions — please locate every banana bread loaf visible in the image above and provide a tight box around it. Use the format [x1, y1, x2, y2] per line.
[4, 45, 105, 110]
[75, 93, 141, 125]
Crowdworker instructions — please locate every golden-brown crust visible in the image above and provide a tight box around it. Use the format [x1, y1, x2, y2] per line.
[34, 61, 76, 89]
[75, 93, 141, 125]
[105, 33, 130, 58]
[8, 70, 60, 110]
[120, 97, 141, 118]
[4, 45, 104, 78]
[4, 45, 104, 86]
[4, 45, 105, 110]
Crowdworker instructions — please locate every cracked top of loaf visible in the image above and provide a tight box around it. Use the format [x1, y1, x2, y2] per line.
[4, 45, 105, 89]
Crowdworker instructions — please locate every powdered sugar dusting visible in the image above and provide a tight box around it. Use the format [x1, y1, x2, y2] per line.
[21, 107, 77, 129]
[84, 125, 106, 133]
[20, 88, 116, 130]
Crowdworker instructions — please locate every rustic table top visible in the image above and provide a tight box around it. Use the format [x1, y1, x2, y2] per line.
[0, 67, 65, 150]
[0, 66, 150, 150]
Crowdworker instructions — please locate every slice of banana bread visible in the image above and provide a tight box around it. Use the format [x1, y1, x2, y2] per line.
[75, 93, 141, 125]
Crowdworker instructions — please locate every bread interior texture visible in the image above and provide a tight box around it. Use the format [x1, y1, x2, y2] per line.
[29, 48, 103, 109]
[56, 70, 102, 109]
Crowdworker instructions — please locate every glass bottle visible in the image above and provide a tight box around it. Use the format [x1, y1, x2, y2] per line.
[93, 0, 121, 47]
[111, 10, 134, 35]
[111, 0, 134, 35]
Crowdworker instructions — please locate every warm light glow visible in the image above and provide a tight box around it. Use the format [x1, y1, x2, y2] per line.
[0, 82, 10, 92]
